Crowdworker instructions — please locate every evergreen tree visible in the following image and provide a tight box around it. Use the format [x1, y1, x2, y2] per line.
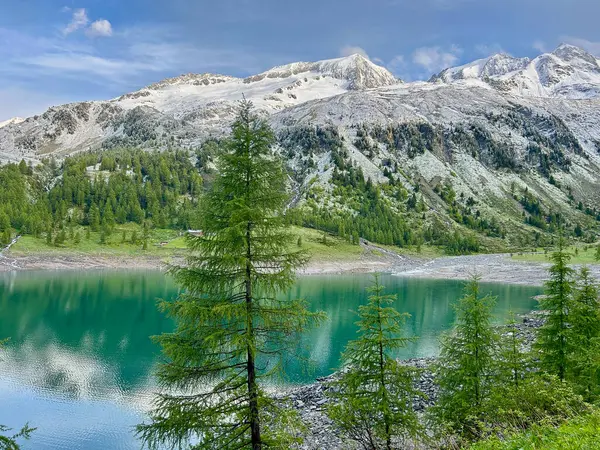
[89, 204, 100, 232]
[326, 275, 422, 449]
[54, 229, 66, 246]
[567, 267, 600, 401]
[534, 236, 574, 381]
[432, 276, 499, 440]
[137, 101, 324, 450]
[142, 221, 149, 250]
[496, 312, 530, 391]
[0, 424, 35, 450]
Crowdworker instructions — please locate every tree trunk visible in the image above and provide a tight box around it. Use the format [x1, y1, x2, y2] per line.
[377, 298, 392, 450]
[246, 220, 261, 449]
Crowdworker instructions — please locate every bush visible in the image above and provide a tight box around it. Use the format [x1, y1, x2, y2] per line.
[470, 409, 600, 450]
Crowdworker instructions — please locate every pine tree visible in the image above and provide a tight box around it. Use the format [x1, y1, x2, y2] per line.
[432, 275, 499, 440]
[142, 221, 149, 250]
[137, 101, 324, 450]
[326, 275, 422, 450]
[496, 312, 530, 391]
[567, 266, 600, 400]
[534, 236, 574, 381]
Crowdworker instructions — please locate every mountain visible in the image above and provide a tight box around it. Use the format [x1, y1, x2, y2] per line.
[0, 117, 24, 129]
[0, 54, 400, 160]
[0, 47, 599, 248]
[430, 44, 600, 99]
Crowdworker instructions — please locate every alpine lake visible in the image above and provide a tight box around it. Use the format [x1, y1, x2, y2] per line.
[0, 270, 542, 449]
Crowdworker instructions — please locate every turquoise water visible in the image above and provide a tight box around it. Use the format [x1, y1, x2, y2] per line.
[0, 270, 541, 449]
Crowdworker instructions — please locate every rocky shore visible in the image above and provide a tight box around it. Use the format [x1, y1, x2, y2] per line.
[285, 313, 543, 450]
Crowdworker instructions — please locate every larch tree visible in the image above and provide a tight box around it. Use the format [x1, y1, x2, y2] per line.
[534, 236, 574, 381]
[567, 266, 600, 401]
[495, 312, 530, 392]
[326, 274, 422, 450]
[432, 275, 499, 440]
[137, 100, 324, 450]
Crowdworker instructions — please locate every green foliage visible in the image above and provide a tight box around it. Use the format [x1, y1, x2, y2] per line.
[535, 236, 575, 381]
[137, 101, 324, 450]
[326, 275, 422, 449]
[595, 245, 600, 262]
[47, 148, 202, 231]
[0, 163, 49, 237]
[566, 267, 600, 401]
[432, 276, 499, 440]
[470, 410, 600, 450]
[0, 424, 35, 450]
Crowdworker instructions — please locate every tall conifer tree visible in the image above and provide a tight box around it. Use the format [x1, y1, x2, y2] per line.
[432, 276, 498, 439]
[137, 101, 323, 450]
[567, 266, 600, 400]
[535, 236, 574, 381]
[326, 275, 422, 450]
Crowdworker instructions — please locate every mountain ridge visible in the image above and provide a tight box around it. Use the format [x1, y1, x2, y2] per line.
[1, 46, 599, 249]
[430, 43, 600, 99]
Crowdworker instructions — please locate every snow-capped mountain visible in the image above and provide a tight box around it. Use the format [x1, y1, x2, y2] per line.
[431, 44, 600, 99]
[1, 46, 600, 239]
[0, 117, 24, 129]
[0, 54, 400, 159]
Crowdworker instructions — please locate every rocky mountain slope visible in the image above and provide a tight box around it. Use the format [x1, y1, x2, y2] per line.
[1, 46, 599, 247]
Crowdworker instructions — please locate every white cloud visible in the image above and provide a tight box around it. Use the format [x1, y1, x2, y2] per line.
[63, 8, 89, 35]
[560, 36, 600, 56]
[533, 40, 548, 54]
[86, 19, 113, 38]
[339, 46, 370, 60]
[412, 45, 462, 73]
[387, 55, 405, 71]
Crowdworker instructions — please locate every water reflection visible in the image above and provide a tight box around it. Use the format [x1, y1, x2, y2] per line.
[0, 270, 541, 450]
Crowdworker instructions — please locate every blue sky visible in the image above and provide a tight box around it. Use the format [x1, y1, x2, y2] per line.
[1, 0, 600, 120]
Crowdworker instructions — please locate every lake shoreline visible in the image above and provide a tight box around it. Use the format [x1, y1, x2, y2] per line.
[287, 313, 544, 449]
[2, 250, 598, 286]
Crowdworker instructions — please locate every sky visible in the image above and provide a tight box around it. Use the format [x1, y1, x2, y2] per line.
[1, 0, 600, 121]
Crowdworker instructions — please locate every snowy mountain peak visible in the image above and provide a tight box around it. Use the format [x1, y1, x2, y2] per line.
[245, 54, 399, 90]
[430, 53, 530, 83]
[432, 44, 600, 99]
[551, 43, 599, 70]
